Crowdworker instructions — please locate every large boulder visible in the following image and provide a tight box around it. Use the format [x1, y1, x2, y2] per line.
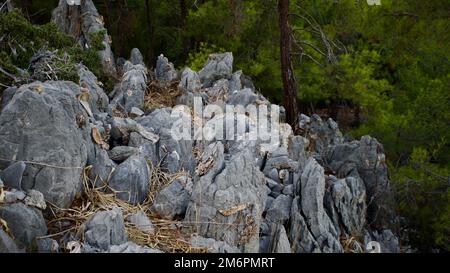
[0, 81, 90, 208]
[184, 142, 267, 252]
[0, 203, 47, 248]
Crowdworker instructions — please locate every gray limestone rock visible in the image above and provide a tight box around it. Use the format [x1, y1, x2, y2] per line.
[184, 143, 266, 253]
[108, 146, 139, 162]
[198, 52, 233, 88]
[52, 0, 117, 76]
[324, 176, 366, 236]
[0, 229, 24, 253]
[290, 158, 343, 253]
[36, 238, 59, 253]
[0, 81, 90, 208]
[0, 161, 26, 190]
[84, 207, 127, 251]
[151, 178, 191, 220]
[129, 48, 145, 66]
[155, 54, 178, 82]
[0, 203, 47, 248]
[108, 155, 150, 204]
[126, 211, 154, 234]
[179, 67, 201, 93]
[189, 235, 240, 253]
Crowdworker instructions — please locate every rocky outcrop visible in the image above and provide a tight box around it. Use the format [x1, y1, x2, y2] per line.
[184, 143, 267, 253]
[52, 0, 117, 77]
[325, 176, 367, 236]
[289, 158, 343, 253]
[0, 1, 399, 252]
[179, 68, 201, 93]
[77, 64, 110, 114]
[299, 114, 344, 155]
[324, 135, 393, 228]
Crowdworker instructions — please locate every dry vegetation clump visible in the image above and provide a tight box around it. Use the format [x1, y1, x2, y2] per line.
[45, 164, 207, 253]
[340, 234, 364, 253]
[144, 80, 182, 110]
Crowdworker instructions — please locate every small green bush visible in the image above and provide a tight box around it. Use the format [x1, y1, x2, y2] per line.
[0, 10, 110, 89]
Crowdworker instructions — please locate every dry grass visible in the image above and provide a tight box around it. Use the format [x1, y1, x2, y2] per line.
[111, 107, 127, 118]
[340, 234, 364, 253]
[144, 80, 182, 110]
[45, 165, 207, 253]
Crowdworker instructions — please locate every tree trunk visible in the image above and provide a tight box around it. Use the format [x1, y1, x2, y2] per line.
[145, 0, 155, 64]
[115, 0, 128, 57]
[278, 0, 299, 125]
[179, 0, 189, 62]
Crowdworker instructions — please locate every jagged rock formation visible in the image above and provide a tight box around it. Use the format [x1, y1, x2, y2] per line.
[0, 1, 399, 253]
[52, 0, 117, 77]
[110, 61, 147, 113]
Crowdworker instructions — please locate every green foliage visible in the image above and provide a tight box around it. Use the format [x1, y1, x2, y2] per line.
[186, 43, 225, 71]
[392, 148, 450, 252]
[0, 10, 105, 88]
[0, 9, 73, 84]
[88, 29, 107, 51]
